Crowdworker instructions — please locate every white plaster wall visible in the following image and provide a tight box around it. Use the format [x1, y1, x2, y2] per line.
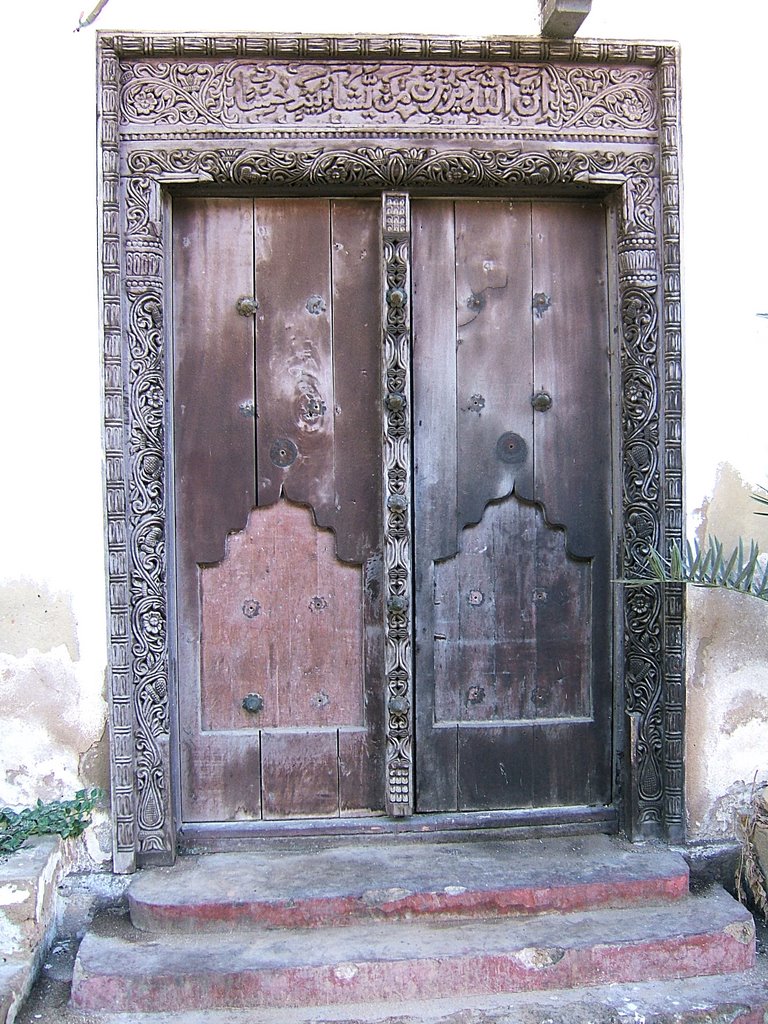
[0, 0, 765, 846]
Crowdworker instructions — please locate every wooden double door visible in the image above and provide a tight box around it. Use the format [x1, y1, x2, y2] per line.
[173, 194, 613, 827]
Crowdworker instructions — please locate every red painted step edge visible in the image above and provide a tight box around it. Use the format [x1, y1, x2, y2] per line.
[129, 872, 690, 931]
[72, 927, 755, 1012]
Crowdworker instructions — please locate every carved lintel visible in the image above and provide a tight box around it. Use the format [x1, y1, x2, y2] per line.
[382, 192, 413, 817]
[118, 58, 656, 137]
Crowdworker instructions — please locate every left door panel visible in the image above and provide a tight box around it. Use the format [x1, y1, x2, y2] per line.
[172, 197, 384, 824]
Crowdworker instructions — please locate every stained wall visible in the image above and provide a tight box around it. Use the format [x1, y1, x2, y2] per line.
[0, 0, 765, 856]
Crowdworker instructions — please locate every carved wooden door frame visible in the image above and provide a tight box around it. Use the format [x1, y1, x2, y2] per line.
[98, 33, 684, 871]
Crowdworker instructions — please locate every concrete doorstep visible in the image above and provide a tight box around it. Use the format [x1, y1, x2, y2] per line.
[1, 836, 127, 1024]
[9, 835, 768, 1023]
[0, 837, 72, 1024]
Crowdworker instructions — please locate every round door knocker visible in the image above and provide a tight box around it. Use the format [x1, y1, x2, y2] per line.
[495, 431, 528, 465]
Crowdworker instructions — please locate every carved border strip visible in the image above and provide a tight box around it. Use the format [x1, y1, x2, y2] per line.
[99, 37, 684, 865]
[381, 193, 413, 815]
[124, 171, 170, 860]
[658, 48, 684, 840]
[106, 33, 665, 65]
[99, 40, 135, 873]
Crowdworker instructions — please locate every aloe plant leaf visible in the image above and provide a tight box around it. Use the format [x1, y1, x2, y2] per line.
[622, 534, 768, 603]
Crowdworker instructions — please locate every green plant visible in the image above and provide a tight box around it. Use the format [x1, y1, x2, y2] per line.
[0, 788, 103, 856]
[639, 535, 768, 602]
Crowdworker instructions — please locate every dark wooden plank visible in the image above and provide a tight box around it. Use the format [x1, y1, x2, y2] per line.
[531, 201, 611, 559]
[172, 197, 256, 566]
[182, 732, 261, 823]
[173, 197, 256, 825]
[180, 804, 616, 846]
[433, 512, 497, 724]
[339, 552, 386, 814]
[200, 501, 364, 732]
[455, 200, 534, 528]
[443, 497, 592, 726]
[491, 497, 536, 720]
[254, 199, 335, 524]
[529, 199, 613, 806]
[338, 730, 382, 815]
[261, 731, 339, 819]
[412, 199, 459, 562]
[412, 199, 459, 811]
[532, 722, 611, 808]
[329, 199, 382, 564]
[531, 525, 591, 719]
[457, 726, 534, 811]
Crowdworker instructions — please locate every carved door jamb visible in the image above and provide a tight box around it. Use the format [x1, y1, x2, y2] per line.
[98, 34, 684, 871]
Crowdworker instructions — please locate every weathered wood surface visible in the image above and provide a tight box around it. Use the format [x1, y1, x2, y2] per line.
[176, 195, 612, 823]
[176, 198, 384, 823]
[454, 200, 534, 526]
[200, 500, 365, 731]
[182, 732, 262, 824]
[254, 198, 336, 519]
[261, 731, 339, 819]
[173, 197, 257, 824]
[339, 553, 386, 815]
[412, 199, 460, 812]
[413, 198, 612, 813]
[172, 198, 256, 566]
[433, 499, 591, 724]
[527, 201, 612, 810]
[531, 202, 611, 559]
[329, 199, 383, 563]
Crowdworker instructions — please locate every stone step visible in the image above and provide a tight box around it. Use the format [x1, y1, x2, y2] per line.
[46, 963, 768, 1024]
[128, 835, 689, 932]
[71, 887, 755, 1013]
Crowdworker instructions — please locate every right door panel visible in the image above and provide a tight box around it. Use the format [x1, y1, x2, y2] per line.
[413, 199, 613, 814]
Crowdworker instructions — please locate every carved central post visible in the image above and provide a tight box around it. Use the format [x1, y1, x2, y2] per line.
[381, 192, 414, 816]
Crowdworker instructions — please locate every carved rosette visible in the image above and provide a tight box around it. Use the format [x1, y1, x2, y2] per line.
[381, 192, 413, 816]
[102, 36, 684, 864]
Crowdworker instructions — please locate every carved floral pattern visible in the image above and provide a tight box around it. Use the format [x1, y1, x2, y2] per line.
[128, 145, 657, 197]
[381, 194, 413, 814]
[120, 60, 657, 132]
[125, 179, 171, 856]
